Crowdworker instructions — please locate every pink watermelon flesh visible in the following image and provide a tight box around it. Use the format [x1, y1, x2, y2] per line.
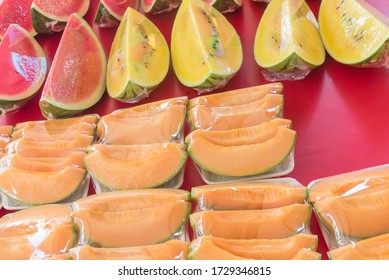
[102, 0, 140, 18]
[0, 0, 35, 40]
[40, 13, 105, 108]
[0, 24, 46, 99]
[33, 0, 90, 18]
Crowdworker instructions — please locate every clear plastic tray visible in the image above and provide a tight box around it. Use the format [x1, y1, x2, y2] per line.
[0, 175, 90, 210]
[196, 151, 294, 184]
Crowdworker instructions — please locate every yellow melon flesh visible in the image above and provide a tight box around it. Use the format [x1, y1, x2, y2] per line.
[107, 7, 169, 100]
[308, 165, 389, 203]
[69, 240, 189, 260]
[0, 166, 86, 204]
[191, 182, 307, 210]
[96, 105, 185, 144]
[328, 233, 389, 260]
[318, 0, 389, 65]
[72, 200, 190, 247]
[72, 189, 190, 212]
[190, 203, 311, 239]
[84, 143, 187, 190]
[188, 83, 284, 109]
[187, 126, 296, 176]
[254, 0, 325, 71]
[171, 0, 242, 90]
[189, 234, 318, 260]
[187, 94, 284, 131]
[315, 188, 389, 239]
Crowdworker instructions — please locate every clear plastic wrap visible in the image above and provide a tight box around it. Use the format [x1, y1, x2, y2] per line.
[0, 125, 13, 158]
[142, 0, 181, 14]
[185, 120, 296, 183]
[189, 234, 321, 260]
[190, 203, 312, 240]
[71, 189, 190, 248]
[308, 164, 389, 251]
[254, 0, 325, 81]
[0, 204, 75, 260]
[67, 240, 189, 260]
[85, 143, 187, 193]
[191, 177, 307, 211]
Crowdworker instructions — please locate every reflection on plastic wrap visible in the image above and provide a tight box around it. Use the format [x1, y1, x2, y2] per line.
[308, 164, 389, 255]
[0, 204, 75, 260]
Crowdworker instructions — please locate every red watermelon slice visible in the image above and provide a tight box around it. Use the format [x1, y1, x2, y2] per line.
[31, 0, 90, 34]
[0, 24, 46, 115]
[94, 0, 140, 27]
[0, 0, 36, 41]
[39, 13, 106, 119]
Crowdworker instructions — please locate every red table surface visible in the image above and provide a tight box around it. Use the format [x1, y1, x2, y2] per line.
[1, 0, 389, 260]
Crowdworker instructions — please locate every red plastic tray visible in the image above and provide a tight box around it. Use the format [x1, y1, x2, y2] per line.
[1, 0, 388, 260]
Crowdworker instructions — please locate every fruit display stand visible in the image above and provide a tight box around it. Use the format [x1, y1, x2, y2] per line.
[0, 0, 388, 260]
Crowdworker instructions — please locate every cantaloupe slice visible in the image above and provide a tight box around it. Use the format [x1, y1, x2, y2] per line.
[328, 233, 389, 260]
[190, 203, 311, 239]
[0, 125, 12, 155]
[72, 200, 191, 247]
[68, 240, 189, 260]
[5, 134, 93, 157]
[85, 143, 187, 190]
[96, 105, 186, 144]
[108, 96, 188, 118]
[308, 165, 389, 203]
[0, 152, 85, 172]
[0, 166, 87, 205]
[191, 181, 307, 210]
[14, 115, 99, 131]
[72, 189, 190, 212]
[314, 187, 389, 239]
[187, 125, 296, 176]
[12, 122, 95, 141]
[187, 94, 284, 131]
[189, 234, 318, 260]
[291, 249, 321, 260]
[188, 83, 284, 110]
[0, 125, 13, 136]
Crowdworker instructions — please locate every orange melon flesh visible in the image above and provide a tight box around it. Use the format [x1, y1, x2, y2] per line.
[187, 94, 284, 131]
[0, 166, 86, 204]
[185, 118, 292, 146]
[12, 122, 95, 141]
[6, 134, 93, 157]
[291, 249, 321, 260]
[109, 97, 188, 118]
[1, 152, 85, 172]
[0, 204, 72, 236]
[14, 115, 98, 130]
[0, 225, 75, 260]
[308, 166, 389, 203]
[96, 105, 185, 144]
[189, 234, 318, 260]
[191, 182, 307, 210]
[85, 143, 187, 190]
[314, 188, 389, 238]
[69, 240, 189, 260]
[328, 233, 389, 260]
[187, 126, 296, 176]
[190, 203, 311, 239]
[0, 125, 13, 136]
[72, 189, 190, 212]
[72, 200, 191, 247]
[188, 83, 284, 110]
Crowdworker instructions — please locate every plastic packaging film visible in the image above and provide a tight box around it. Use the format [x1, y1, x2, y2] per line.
[0, 116, 98, 209]
[70, 189, 191, 249]
[308, 164, 389, 259]
[85, 143, 187, 193]
[0, 204, 75, 260]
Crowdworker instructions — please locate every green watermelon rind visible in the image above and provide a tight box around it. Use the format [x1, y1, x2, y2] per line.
[30, 1, 90, 34]
[0, 96, 34, 116]
[94, 2, 121, 27]
[141, 0, 181, 14]
[210, 0, 242, 13]
[39, 14, 107, 119]
[110, 81, 157, 103]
